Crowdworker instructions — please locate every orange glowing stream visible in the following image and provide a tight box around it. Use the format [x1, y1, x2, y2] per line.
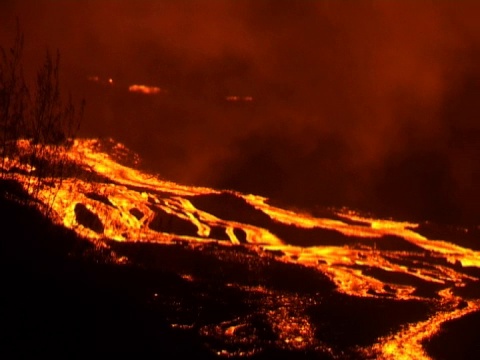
[3, 138, 479, 359]
[369, 294, 480, 360]
[128, 84, 163, 95]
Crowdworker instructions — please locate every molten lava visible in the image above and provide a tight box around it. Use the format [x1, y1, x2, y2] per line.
[128, 84, 163, 95]
[87, 76, 164, 95]
[2, 138, 479, 359]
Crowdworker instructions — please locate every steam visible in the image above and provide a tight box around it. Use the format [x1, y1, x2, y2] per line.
[1, 1, 480, 222]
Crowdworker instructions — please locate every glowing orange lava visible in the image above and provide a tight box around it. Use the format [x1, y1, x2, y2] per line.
[225, 95, 254, 102]
[128, 84, 163, 95]
[2, 138, 479, 359]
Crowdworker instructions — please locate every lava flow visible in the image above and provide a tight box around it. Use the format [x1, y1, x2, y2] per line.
[2, 138, 479, 359]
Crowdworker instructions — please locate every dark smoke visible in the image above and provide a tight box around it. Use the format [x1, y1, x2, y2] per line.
[2, 1, 480, 223]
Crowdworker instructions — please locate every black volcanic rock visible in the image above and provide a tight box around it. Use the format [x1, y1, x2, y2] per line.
[74, 203, 104, 234]
[233, 227, 248, 243]
[129, 207, 144, 220]
[148, 206, 198, 237]
[108, 241, 336, 295]
[415, 222, 480, 250]
[358, 266, 446, 298]
[189, 192, 273, 227]
[208, 225, 230, 241]
[189, 193, 351, 246]
[190, 193, 428, 250]
[0, 178, 32, 204]
[369, 235, 427, 253]
[453, 280, 480, 299]
[308, 294, 432, 349]
[424, 310, 480, 360]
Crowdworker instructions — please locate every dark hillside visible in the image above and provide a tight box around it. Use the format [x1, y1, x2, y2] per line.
[0, 179, 215, 358]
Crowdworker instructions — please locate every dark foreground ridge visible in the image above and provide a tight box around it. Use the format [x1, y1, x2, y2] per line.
[1, 178, 480, 359]
[0, 179, 216, 358]
[424, 310, 480, 359]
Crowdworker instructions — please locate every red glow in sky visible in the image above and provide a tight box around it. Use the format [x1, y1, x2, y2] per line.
[2, 1, 480, 223]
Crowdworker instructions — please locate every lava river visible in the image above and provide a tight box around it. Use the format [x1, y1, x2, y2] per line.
[2, 138, 480, 359]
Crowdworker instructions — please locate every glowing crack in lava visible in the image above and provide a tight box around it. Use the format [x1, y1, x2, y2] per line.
[3, 138, 479, 359]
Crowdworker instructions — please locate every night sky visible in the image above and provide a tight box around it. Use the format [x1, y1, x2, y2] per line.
[1, 1, 480, 224]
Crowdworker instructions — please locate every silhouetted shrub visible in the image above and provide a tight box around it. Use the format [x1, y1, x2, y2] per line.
[0, 21, 84, 212]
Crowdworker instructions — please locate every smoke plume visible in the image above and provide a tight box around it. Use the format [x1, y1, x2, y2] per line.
[1, 1, 480, 223]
